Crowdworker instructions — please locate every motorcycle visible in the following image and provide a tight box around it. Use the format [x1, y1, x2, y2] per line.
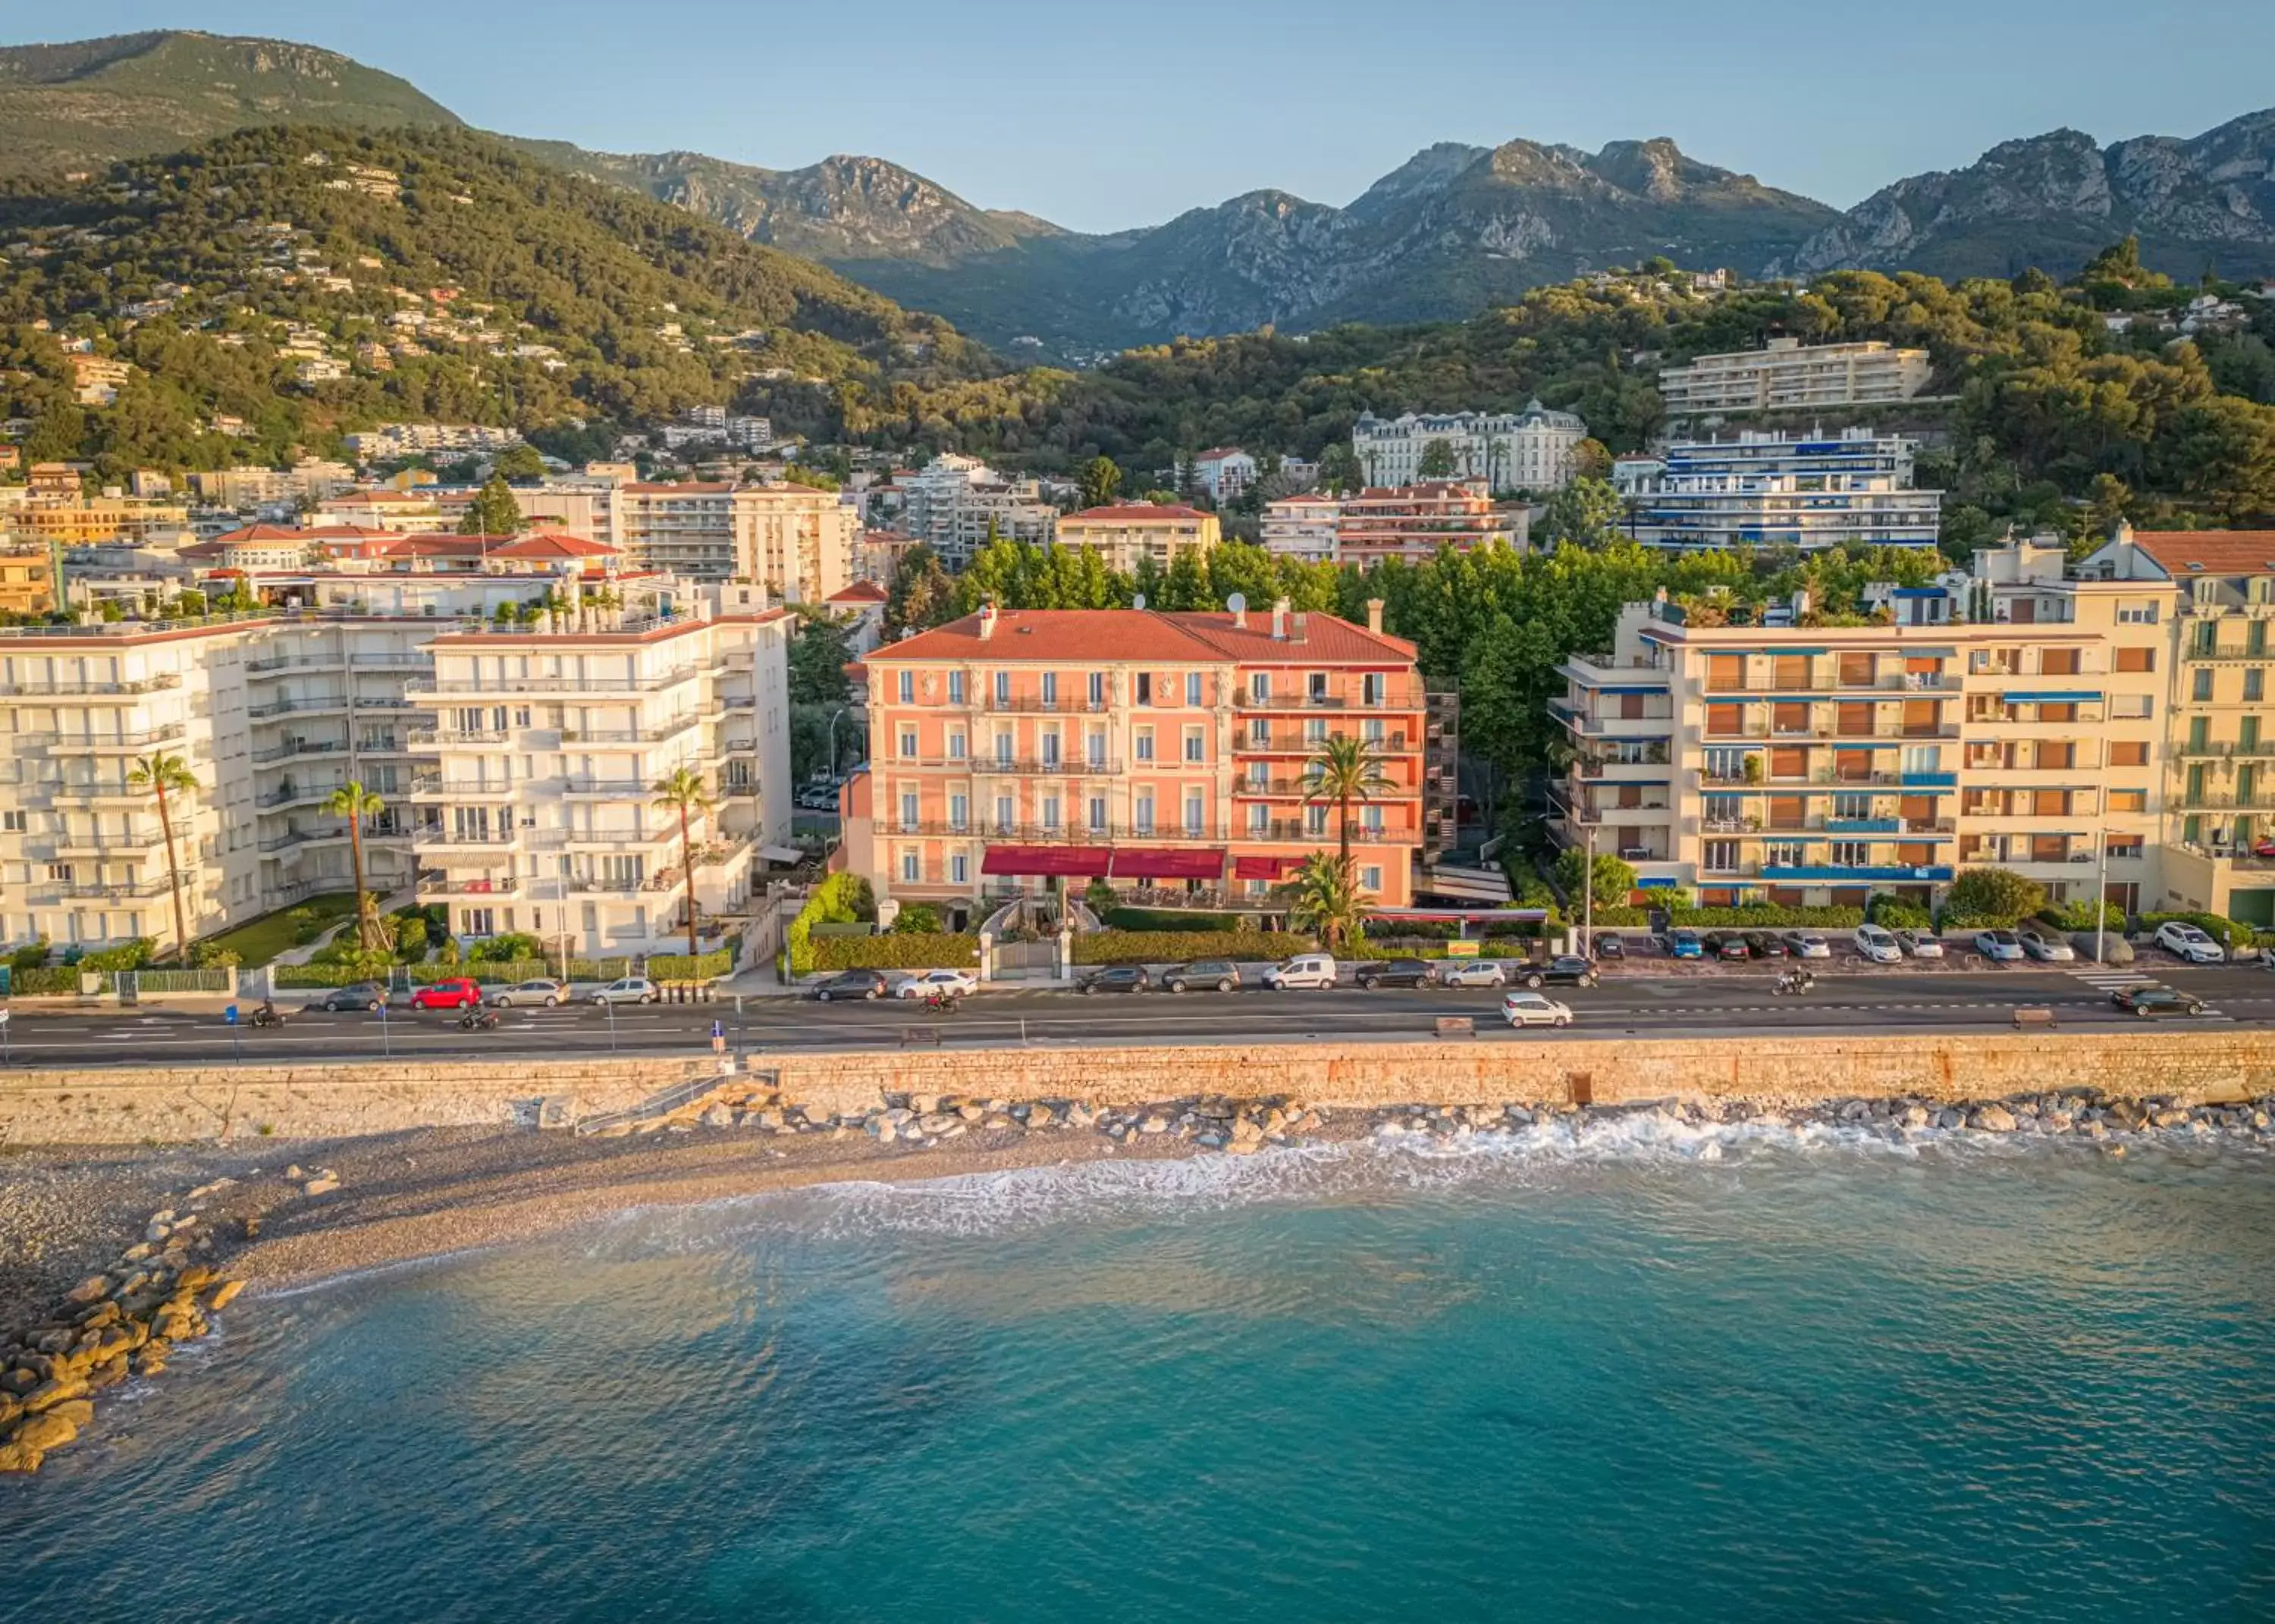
[921, 989, 962, 1016]
[250, 1002, 287, 1029]
[457, 1008, 500, 1031]
[1773, 970, 1815, 995]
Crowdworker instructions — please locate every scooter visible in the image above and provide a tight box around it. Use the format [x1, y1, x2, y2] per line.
[1773, 970, 1815, 995]
[457, 1008, 500, 1031]
[250, 1002, 288, 1029]
[921, 989, 961, 1016]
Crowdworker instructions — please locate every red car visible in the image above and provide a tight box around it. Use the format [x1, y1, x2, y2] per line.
[410, 977, 483, 1011]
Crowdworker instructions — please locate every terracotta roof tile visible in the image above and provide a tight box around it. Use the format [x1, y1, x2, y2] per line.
[870, 608, 1414, 666]
[2125, 531, 2275, 577]
[1061, 504, 1213, 522]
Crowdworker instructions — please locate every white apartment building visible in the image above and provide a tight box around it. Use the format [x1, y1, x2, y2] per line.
[1617, 429, 1943, 551]
[0, 581, 794, 958]
[1658, 338, 1934, 415]
[1351, 401, 1589, 494]
[898, 453, 1056, 568]
[345, 424, 525, 462]
[1260, 494, 1342, 562]
[604, 481, 854, 600]
[1191, 447, 1258, 503]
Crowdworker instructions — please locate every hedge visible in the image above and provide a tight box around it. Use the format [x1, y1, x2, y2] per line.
[1667, 904, 1866, 929]
[2037, 901, 2125, 933]
[786, 873, 877, 973]
[7, 966, 92, 995]
[2138, 911, 2257, 951]
[1868, 897, 1933, 930]
[1072, 930, 1313, 965]
[1102, 907, 1240, 933]
[811, 932, 982, 972]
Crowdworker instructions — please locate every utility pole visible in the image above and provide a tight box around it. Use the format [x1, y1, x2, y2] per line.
[1580, 820, 1596, 959]
[2095, 742, 2111, 964]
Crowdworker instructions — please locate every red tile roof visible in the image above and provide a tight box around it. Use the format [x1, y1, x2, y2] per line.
[827, 580, 888, 603]
[488, 531, 617, 560]
[871, 608, 1414, 666]
[622, 481, 733, 495]
[1062, 504, 1213, 522]
[1194, 447, 1247, 462]
[2124, 531, 2275, 577]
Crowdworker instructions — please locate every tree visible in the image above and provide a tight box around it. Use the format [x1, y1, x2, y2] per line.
[1077, 455, 1123, 509]
[651, 767, 715, 956]
[786, 612, 855, 706]
[1304, 734, 1394, 870]
[1554, 846, 1636, 911]
[492, 443, 547, 481]
[1536, 475, 1627, 549]
[460, 475, 524, 535]
[885, 543, 956, 632]
[1279, 851, 1370, 952]
[325, 781, 390, 949]
[127, 752, 198, 958]
[1417, 438, 1458, 479]
[1943, 867, 2044, 926]
[1316, 443, 1363, 495]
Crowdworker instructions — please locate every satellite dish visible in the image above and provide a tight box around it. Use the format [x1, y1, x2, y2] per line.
[1226, 591, 1247, 616]
[1131, 592, 1147, 611]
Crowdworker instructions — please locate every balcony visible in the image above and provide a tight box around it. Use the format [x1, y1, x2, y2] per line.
[407, 727, 509, 748]
[2172, 792, 2275, 812]
[245, 652, 347, 675]
[58, 878, 175, 901]
[1234, 684, 1426, 712]
[259, 827, 349, 853]
[0, 674, 180, 697]
[248, 695, 350, 720]
[561, 716, 697, 745]
[414, 872, 521, 897]
[2179, 645, 2275, 664]
[2173, 741, 2275, 760]
[967, 694, 1113, 714]
[563, 777, 652, 797]
[407, 773, 518, 800]
[911, 756, 1128, 776]
[256, 785, 345, 810]
[1759, 863, 1954, 883]
[251, 739, 348, 765]
[1576, 745, 1671, 776]
[404, 666, 698, 698]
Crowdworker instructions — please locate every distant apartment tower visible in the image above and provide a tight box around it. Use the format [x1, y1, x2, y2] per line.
[1333, 482, 1523, 567]
[1351, 402, 1589, 493]
[1658, 338, 1932, 415]
[1615, 430, 1942, 552]
[1053, 505, 1221, 573]
[899, 453, 1056, 569]
[1260, 495, 1342, 563]
[611, 483, 855, 600]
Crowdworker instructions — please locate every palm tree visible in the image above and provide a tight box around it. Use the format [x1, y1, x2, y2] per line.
[1279, 851, 1372, 953]
[651, 767, 715, 957]
[127, 752, 198, 959]
[325, 781, 390, 949]
[1304, 733, 1394, 870]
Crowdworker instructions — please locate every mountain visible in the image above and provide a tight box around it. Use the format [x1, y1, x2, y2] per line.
[0, 124, 995, 475]
[0, 30, 460, 178]
[1784, 111, 2275, 282]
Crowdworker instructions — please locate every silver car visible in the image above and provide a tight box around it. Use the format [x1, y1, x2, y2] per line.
[2016, 926, 2076, 963]
[1439, 960, 1508, 988]
[1895, 929, 1944, 959]
[1974, 930, 2026, 962]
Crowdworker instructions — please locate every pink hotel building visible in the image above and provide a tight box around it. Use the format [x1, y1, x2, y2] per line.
[842, 600, 1442, 920]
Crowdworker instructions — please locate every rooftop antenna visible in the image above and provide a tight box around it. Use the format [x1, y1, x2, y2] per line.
[1226, 591, 1247, 629]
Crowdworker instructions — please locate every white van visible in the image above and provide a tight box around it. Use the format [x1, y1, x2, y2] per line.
[1262, 954, 1338, 990]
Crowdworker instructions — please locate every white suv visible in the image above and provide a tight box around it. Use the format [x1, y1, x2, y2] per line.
[1852, 923, 1903, 964]
[1262, 954, 1338, 990]
[2154, 921, 2226, 964]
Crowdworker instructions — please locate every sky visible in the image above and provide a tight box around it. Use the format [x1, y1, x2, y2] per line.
[24, 1, 2275, 233]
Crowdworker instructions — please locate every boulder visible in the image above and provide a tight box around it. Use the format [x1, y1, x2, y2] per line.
[0, 1394, 17, 1428]
[2151, 1108, 2191, 1129]
[207, 1280, 245, 1311]
[11, 1409, 80, 1453]
[86, 1356, 130, 1391]
[22, 1376, 89, 1413]
[1026, 1105, 1056, 1129]
[0, 1441, 42, 1474]
[303, 1176, 340, 1197]
[64, 1274, 111, 1306]
[1972, 1105, 2018, 1132]
[908, 1093, 940, 1116]
[1901, 1105, 1931, 1128]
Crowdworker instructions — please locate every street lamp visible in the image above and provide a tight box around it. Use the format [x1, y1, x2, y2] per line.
[1580, 820, 1597, 959]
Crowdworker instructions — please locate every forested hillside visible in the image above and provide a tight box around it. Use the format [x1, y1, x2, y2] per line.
[0, 124, 1001, 478]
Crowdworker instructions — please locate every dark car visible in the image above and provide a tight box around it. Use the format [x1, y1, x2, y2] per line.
[1354, 959, 1439, 990]
[1078, 965, 1150, 995]
[1517, 955, 1599, 989]
[810, 969, 893, 1002]
[1591, 933, 1626, 961]
[1702, 932, 1752, 961]
[2111, 985, 2207, 1018]
[1740, 930, 1789, 959]
[1161, 960, 1240, 993]
[310, 981, 389, 1013]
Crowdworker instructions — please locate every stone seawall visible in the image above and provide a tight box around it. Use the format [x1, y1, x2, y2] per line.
[2, 1031, 2271, 1146]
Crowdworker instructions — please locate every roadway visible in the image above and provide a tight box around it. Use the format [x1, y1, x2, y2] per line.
[1, 961, 2267, 1068]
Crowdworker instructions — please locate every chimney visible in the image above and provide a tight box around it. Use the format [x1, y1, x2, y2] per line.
[1271, 596, 1291, 641]
[977, 600, 997, 641]
[1366, 597, 1384, 636]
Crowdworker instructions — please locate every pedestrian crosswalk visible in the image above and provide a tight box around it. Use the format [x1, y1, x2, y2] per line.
[2062, 964, 2234, 1020]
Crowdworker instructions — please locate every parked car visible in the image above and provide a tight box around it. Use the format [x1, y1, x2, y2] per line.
[1974, 930, 2026, 962]
[1354, 959, 1439, 990]
[899, 969, 978, 999]
[1741, 930, 1790, 959]
[1439, 960, 1508, 989]
[1591, 933, 1626, 961]
[1262, 954, 1338, 990]
[1851, 923, 1903, 964]
[1161, 959, 1241, 993]
[1662, 929, 1704, 961]
[1702, 932, 1752, 961]
[409, 977, 483, 1011]
[1783, 931, 1833, 960]
[2154, 920, 2226, 964]
[1077, 965, 1151, 995]
[2016, 926, 2077, 962]
[591, 976, 661, 1005]
[1895, 929, 1945, 959]
[2112, 984, 2207, 1018]
[1501, 990, 1574, 1028]
[1517, 955, 1599, 989]
[488, 978, 566, 1008]
[808, 970, 893, 1002]
[309, 981, 389, 1013]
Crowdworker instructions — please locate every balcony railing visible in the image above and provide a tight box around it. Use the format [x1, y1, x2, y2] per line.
[881, 820, 1234, 843]
[895, 755, 1128, 776]
[251, 740, 347, 765]
[2173, 741, 2275, 759]
[405, 666, 698, 697]
[249, 696, 348, 719]
[415, 873, 520, 896]
[0, 673, 183, 696]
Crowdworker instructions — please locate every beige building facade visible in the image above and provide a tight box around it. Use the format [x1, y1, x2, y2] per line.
[1658, 338, 1934, 415]
[1053, 505, 1220, 573]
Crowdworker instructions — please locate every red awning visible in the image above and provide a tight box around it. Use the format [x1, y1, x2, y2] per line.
[1110, 847, 1225, 880]
[981, 844, 1112, 878]
[1232, 855, 1304, 881]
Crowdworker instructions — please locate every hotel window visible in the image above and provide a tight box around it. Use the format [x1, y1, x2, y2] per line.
[2114, 646, 2156, 672]
[1704, 746, 1746, 781]
[1185, 793, 1205, 835]
[1088, 672, 1106, 708]
[994, 795, 1015, 832]
[1363, 805, 1384, 834]
[900, 850, 919, 883]
[463, 908, 496, 937]
[1, 810, 22, 832]
[1305, 805, 1329, 836]
[1766, 842, 1806, 868]
[1040, 795, 1062, 830]
[1040, 731, 1061, 767]
[899, 728, 918, 758]
[1249, 804, 1269, 833]
[2110, 695, 2152, 720]
[949, 794, 968, 830]
[1250, 672, 1269, 702]
[2107, 836, 2144, 860]
[993, 671, 1011, 707]
[1042, 672, 1058, 706]
[2116, 600, 2158, 624]
[1087, 796, 1108, 833]
[994, 732, 1014, 766]
[1185, 672, 1203, 706]
[1135, 672, 1152, 705]
[1134, 728, 1155, 762]
[1135, 794, 1155, 833]
[947, 670, 965, 704]
[948, 731, 968, 760]
[1703, 840, 1740, 871]
[899, 792, 918, 830]
[1363, 672, 1385, 706]
[1831, 841, 1871, 867]
[2195, 668, 2216, 702]
[1249, 718, 1270, 747]
[1087, 731, 1107, 768]
[1360, 865, 1382, 894]
[1308, 672, 1329, 704]
[949, 853, 969, 886]
[1305, 718, 1328, 744]
[1184, 727, 1205, 763]
[2248, 669, 2266, 703]
[45, 863, 72, 884]
[898, 670, 914, 703]
[1902, 745, 1941, 775]
[2108, 789, 2148, 814]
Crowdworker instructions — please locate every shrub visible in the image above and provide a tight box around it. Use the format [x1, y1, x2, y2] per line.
[8, 938, 50, 973]
[185, 942, 241, 970]
[2037, 900, 2125, 933]
[1942, 867, 2044, 927]
[77, 938, 155, 973]
[811, 933, 982, 971]
[2138, 911, 2257, 951]
[890, 904, 943, 935]
[1868, 897, 1933, 930]
[8, 965, 85, 995]
[1102, 907, 1239, 933]
[1667, 904, 1865, 929]
[787, 873, 882, 973]
[646, 950, 733, 980]
[469, 933, 544, 963]
[1071, 930, 1313, 965]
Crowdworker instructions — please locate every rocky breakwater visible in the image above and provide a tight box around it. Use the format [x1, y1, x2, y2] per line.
[0, 1182, 249, 1475]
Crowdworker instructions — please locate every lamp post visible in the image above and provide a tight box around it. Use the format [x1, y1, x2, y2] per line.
[1580, 819, 1597, 959]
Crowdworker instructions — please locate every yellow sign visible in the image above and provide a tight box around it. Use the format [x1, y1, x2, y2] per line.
[1443, 939, 1481, 958]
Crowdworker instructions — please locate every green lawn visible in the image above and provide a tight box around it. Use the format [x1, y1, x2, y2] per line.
[196, 892, 362, 966]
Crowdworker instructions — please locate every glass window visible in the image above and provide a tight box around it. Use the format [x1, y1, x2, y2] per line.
[1041, 672, 1058, 705]
[949, 794, 968, 829]
[1185, 672, 1203, 706]
[1135, 795, 1155, 833]
[1087, 732, 1106, 767]
[898, 728, 918, 757]
[1040, 796, 1061, 830]
[899, 792, 918, 829]
[1831, 840, 1870, 867]
[898, 670, 914, 703]
[994, 796, 1014, 832]
[1135, 729, 1155, 762]
[948, 731, 967, 760]
[1248, 804, 1269, 832]
[1249, 672, 1269, 701]
[947, 670, 965, 704]
[1360, 866, 1382, 893]
[1305, 805, 1329, 836]
[2248, 669, 2265, 703]
[994, 671, 1011, 706]
[1184, 728, 1204, 763]
[1703, 840, 1740, 870]
[949, 853, 968, 885]
[1088, 672, 1105, 707]
[2195, 668, 2216, 702]
[994, 732, 1014, 765]
[900, 850, 919, 883]
[1087, 796, 1107, 832]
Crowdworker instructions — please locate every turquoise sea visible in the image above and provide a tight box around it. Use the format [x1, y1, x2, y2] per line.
[7, 1120, 2273, 1622]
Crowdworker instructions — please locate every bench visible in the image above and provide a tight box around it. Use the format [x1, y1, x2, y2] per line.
[1434, 1016, 1476, 1039]
[2011, 1006, 2057, 1030]
[899, 1025, 942, 1048]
